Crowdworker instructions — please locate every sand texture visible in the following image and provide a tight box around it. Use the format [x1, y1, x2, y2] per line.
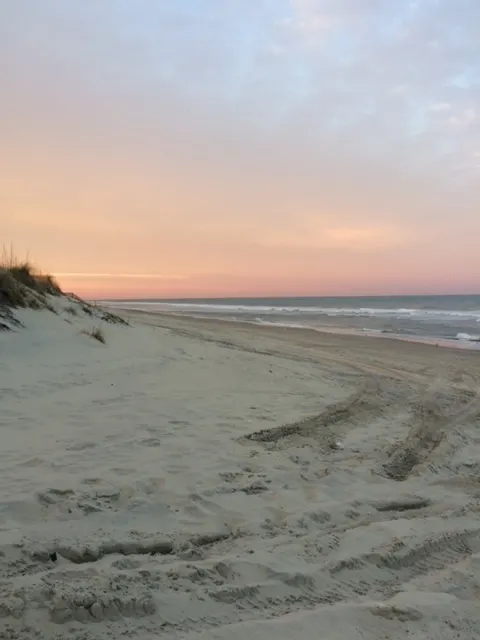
[1, 302, 480, 639]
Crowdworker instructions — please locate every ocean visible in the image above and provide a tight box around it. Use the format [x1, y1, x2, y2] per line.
[104, 295, 480, 350]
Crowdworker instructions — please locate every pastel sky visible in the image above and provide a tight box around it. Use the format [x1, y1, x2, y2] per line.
[2, 0, 479, 298]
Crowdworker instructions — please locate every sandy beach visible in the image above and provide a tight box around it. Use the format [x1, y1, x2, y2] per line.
[1, 301, 480, 639]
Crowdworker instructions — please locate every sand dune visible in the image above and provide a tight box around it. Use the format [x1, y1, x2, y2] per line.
[1, 302, 480, 639]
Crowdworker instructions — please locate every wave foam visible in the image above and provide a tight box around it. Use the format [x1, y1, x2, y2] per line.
[106, 301, 480, 322]
[456, 333, 480, 342]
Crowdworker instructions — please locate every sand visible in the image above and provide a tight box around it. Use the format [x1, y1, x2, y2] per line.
[1, 300, 480, 639]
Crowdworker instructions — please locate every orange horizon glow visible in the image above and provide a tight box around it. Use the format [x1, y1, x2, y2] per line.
[54, 273, 480, 301]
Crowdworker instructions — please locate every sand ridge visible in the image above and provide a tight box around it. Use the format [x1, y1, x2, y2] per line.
[1, 304, 480, 639]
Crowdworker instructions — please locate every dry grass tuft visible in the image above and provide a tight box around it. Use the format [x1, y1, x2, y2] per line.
[81, 326, 106, 344]
[0, 244, 29, 270]
[0, 245, 62, 308]
[65, 305, 78, 316]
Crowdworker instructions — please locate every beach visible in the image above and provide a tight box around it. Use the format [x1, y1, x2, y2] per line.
[105, 294, 480, 350]
[1, 302, 480, 639]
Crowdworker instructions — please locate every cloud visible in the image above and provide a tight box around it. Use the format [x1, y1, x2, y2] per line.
[429, 102, 451, 112]
[54, 273, 185, 279]
[447, 108, 477, 127]
[391, 84, 409, 94]
[1, 0, 480, 294]
[324, 226, 412, 250]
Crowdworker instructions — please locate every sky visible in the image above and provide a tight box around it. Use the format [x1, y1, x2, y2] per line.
[1, 0, 479, 299]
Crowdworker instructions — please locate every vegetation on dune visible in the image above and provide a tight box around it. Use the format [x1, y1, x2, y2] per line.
[80, 326, 107, 344]
[64, 304, 78, 316]
[0, 245, 62, 308]
[0, 245, 129, 333]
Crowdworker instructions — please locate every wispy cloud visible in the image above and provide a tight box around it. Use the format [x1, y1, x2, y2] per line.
[54, 273, 185, 279]
[391, 84, 409, 94]
[429, 102, 451, 112]
[447, 108, 477, 127]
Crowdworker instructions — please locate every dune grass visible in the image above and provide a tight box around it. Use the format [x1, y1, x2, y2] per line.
[1, 245, 128, 333]
[80, 326, 106, 344]
[0, 245, 62, 308]
[64, 304, 78, 316]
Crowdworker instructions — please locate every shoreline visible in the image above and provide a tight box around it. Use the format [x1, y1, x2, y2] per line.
[102, 294, 480, 353]
[109, 307, 480, 355]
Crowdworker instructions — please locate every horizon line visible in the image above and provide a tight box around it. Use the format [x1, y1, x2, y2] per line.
[95, 291, 480, 301]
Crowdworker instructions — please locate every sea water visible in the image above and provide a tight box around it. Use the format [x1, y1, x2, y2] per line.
[104, 295, 480, 350]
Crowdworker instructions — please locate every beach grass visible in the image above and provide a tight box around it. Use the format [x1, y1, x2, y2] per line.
[0, 245, 62, 308]
[80, 326, 107, 344]
[1, 245, 128, 332]
[64, 304, 78, 316]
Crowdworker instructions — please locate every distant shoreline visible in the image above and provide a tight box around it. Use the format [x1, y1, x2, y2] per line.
[107, 306, 480, 355]
[106, 305, 480, 352]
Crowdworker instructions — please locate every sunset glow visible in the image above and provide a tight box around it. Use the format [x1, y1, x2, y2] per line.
[2, 1, 479, 298]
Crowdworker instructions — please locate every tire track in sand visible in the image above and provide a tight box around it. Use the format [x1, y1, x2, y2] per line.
[241, 377, 381, 450]
[381, 375, 480, 481]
